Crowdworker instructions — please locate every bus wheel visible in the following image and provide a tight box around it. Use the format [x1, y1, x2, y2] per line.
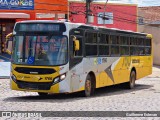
[38, 92, 48, 96]
[84, 75, 94, 97]
[126, 71, 136, 89]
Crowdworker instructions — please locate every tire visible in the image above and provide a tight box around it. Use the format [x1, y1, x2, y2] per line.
[84, 74, 95, 97]
[38, 92, 48, 96]
[125, 71, 136, 89]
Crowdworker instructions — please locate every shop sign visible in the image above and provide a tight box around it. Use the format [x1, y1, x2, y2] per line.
[0, 0, 34, 10]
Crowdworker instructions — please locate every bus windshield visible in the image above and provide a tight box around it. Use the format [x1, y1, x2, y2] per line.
[12, 35, 68, 66]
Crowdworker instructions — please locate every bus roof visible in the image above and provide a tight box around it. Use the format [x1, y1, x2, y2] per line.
[15, 20, 150, 37]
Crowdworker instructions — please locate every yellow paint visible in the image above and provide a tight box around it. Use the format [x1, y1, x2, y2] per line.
[79, 86, 85, 91]
[50, 84, 59, 93]
[94, 53, 152, 89]
[96, 75, 100, 88]
[11, 64, 60, 93]
[11, 34, 153, 94]
[11, 79, 60, 93]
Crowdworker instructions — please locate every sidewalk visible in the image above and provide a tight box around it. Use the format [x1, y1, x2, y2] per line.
[148, 65, 160, 78]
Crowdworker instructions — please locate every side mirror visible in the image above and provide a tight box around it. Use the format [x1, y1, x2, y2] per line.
[6, 33, 13, 55]
[73, 36, 80, 51]
[6, 49, 12, 55]
[73, 39, 80, 51]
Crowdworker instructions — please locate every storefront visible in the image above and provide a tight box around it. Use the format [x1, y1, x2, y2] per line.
[0, 0, 68, 59]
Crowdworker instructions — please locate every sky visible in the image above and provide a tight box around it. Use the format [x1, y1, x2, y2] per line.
[138, 0, 160, 7]
[93, 0, 160, 7]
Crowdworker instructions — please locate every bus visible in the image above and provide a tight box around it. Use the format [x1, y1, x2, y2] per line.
[9, 20, 152, 97]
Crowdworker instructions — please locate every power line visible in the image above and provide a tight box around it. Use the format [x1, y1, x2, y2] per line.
[34, 2, 153, 23]
[34, 2, 159, 27]
[34, 8, 160, 28]
[70, 3, 152, 22]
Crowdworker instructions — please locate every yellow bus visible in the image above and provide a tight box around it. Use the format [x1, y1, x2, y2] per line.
[9, 20, 152, 97]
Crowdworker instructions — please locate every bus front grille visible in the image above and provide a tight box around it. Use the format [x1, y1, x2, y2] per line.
[14, 67, 56, 75]
[16, 80, 52, 90]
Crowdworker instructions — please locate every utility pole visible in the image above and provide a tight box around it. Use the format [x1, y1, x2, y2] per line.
[103, 0, 108, 26]
[86, 0, 93, 24]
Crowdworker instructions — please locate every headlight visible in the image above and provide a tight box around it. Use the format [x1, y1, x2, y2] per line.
[54, 77, 59, 83]
[53, 73, 66, 84]
[11, 75, 17, 82]
[60, 74, 66, 80]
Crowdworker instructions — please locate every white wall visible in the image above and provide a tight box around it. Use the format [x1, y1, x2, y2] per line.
[138, 25, 160, 65]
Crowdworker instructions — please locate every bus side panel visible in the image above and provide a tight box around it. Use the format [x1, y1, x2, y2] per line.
[136, 56, 152, 80]
[111, 57, 130, 84]
[98, 57, 120, 88]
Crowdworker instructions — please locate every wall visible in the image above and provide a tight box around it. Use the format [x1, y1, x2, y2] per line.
[69, 2, 137, 32]
[138, 25, 160, 65]
[138, 6, 160, 65]
[139, 6, 160, 23]
[35, 0, 68, 14]
[0, 0, 68, 20]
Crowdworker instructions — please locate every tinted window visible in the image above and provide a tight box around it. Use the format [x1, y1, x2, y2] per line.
[120, 46, 129, 55]
[120, 36, 129, 45]
[86, 45, 97, 56]
[86, 32, 97, 43]
[110, 35, 119, 44]
[99, 34, 109, 44]
[111, 46, 119, 55]
[130, 37, 137, 45]
[146, 39, 151, 46]
[99, 45, 109, 55]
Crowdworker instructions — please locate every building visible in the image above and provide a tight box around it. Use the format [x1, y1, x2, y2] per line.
[138, 6, 160, 23]
[69, 1, 138, 32]
[138, 6, 160, 65]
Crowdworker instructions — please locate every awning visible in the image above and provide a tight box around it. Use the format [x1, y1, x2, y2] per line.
[0, 13, 30, 19]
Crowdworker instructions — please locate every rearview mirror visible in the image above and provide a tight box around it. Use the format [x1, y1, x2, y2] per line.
[73, 36, 80, 51]
[6, 33, 13, 55]
[74, 40, 80, 51]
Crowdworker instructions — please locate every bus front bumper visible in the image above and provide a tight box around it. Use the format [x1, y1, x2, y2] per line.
[10, 79, 60, 94]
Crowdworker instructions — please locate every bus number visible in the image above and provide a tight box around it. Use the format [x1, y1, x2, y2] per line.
[45, 77, 53, 80]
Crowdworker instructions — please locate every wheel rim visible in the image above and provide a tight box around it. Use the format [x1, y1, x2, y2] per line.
[130, 73, 135, 88]
[85, 79, 91, 95]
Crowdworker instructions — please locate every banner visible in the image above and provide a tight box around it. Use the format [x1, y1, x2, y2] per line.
[0, 0, 34, 10]
[0, 111, 160, 118]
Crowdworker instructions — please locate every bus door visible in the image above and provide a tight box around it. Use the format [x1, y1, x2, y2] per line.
[69, 33, 84, 92]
